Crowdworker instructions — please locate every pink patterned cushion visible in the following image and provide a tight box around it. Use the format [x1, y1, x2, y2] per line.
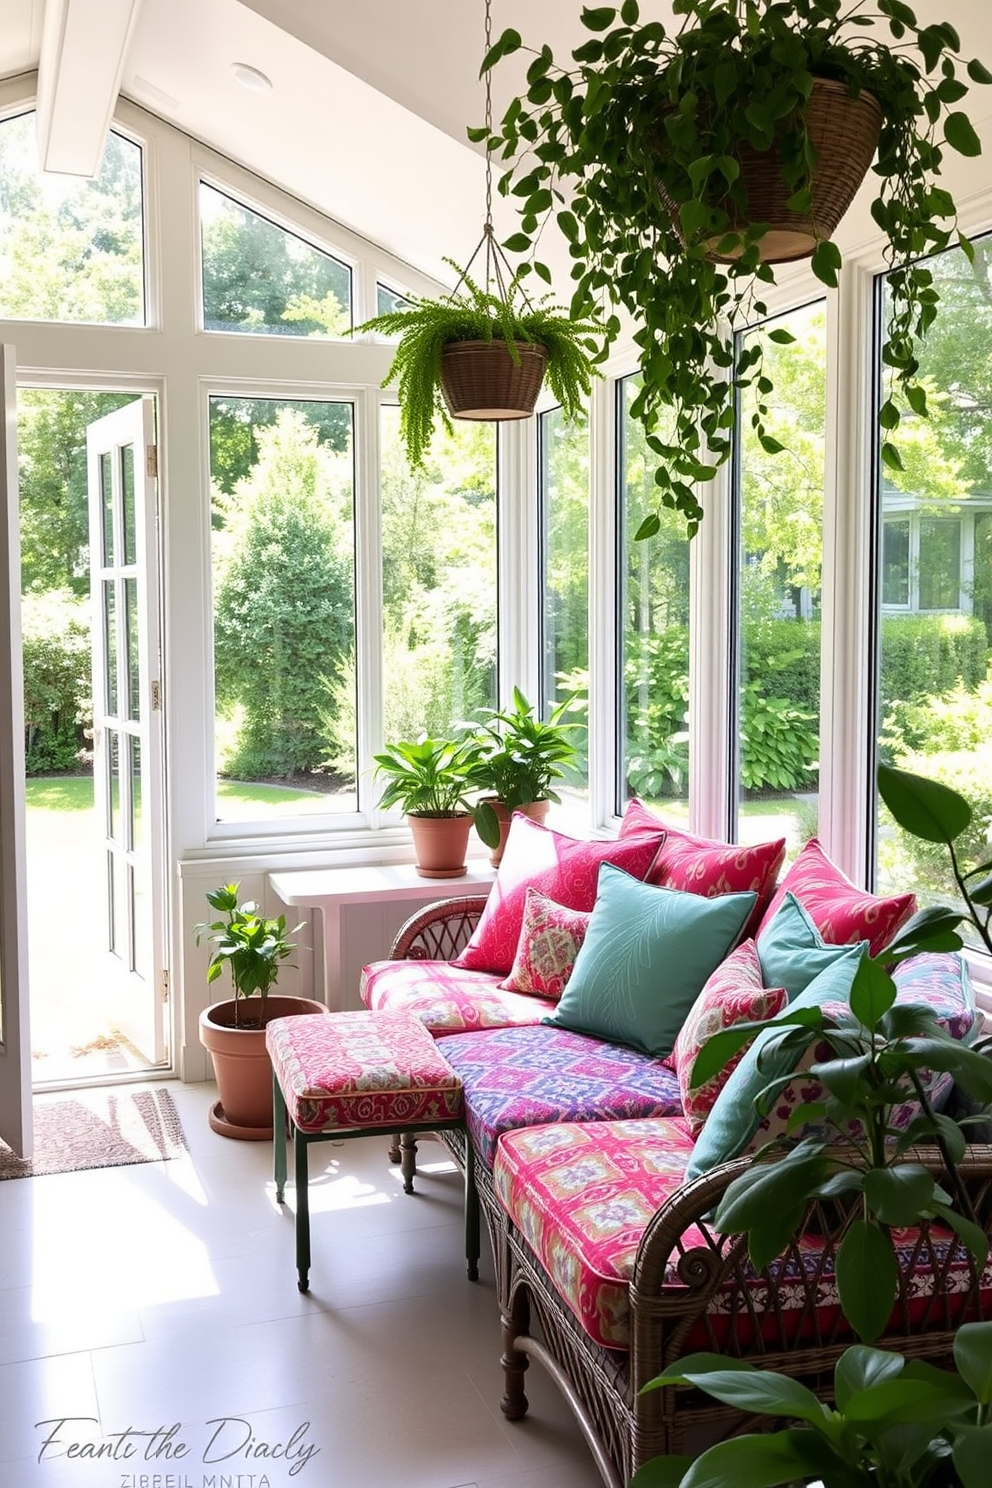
[495, 1115, 991, 1352]
[620, 799, 784, 934]
[453, 812, 665, 975]
[360, 959, 553, 1034]
[757, 837, 916, 957]
[666, 940, 788, 1136]
[265, 1009, 464, 1132]
[499, 889, 592, 999]
[494, 1118, 699, 1348]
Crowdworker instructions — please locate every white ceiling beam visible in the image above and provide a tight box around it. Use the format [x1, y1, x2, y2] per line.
[36, 0, 144, 177]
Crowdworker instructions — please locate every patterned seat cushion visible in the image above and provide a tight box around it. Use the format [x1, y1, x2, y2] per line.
[360, 959, 554, 1034]
[439, 1025, 684, 1168]
[495, 1117, 992, 1352]
[265, 1009, 464, 1133]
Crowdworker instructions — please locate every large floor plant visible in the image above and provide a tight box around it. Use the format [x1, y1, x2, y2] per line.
[631, 764, 992, 1488]
[481, 1, 992, 537]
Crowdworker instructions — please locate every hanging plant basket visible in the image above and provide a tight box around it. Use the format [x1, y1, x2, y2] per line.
[439, 339, 548, 421]
[657, 77, 884, 264]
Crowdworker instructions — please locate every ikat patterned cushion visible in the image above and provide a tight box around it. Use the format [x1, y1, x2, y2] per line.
[620, 798, 785, 933]
[666, 939, 788, 1136]
[453, 812, 665, 976]
[437, 1023, 684, 1167]
[360, 957, 554, 1034]
[499, 888, 592, 1000]
[757, 836, 915, 957]
[544, 864, 756, 1057]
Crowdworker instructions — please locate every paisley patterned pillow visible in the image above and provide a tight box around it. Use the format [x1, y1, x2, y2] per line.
[668, 940, 788, 1135]
[620, 799, 784, 934]
[500, 888, 592, 1000]
[757, 836, 915, 958]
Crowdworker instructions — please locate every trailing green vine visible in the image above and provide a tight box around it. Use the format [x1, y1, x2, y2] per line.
[480, 0, 992, 536]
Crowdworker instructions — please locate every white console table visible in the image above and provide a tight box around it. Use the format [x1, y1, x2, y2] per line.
[268, 862, 495, 1012]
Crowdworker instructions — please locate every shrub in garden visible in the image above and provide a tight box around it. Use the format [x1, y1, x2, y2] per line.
[213, 413, 353, 779]
[21, 589, 91, 773]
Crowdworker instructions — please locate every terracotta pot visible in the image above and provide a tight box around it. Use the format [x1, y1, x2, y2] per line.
[407, 812, 473, 878]
[198, 994, 328, 1140]
[482, 798, 550, 867]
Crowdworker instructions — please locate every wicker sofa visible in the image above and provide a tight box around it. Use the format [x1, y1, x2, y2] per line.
[363, 893, 992, 1488]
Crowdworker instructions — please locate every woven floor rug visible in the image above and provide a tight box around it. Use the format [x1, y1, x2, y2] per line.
[0, 1086, 187, 1179]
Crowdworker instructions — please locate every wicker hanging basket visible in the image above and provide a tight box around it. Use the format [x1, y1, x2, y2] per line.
[439, 339, 548, 421]
[659, 76, 883, 264]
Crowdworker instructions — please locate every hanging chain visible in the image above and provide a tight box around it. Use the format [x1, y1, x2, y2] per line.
[446, 0, 532, 310]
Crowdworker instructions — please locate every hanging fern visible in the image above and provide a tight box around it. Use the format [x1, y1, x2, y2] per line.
[358, 261, 602, 469]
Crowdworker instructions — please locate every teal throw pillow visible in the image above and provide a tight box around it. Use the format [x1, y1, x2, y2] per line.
[686, 942, 866, 1180]
[543, 864, 756, 1058]
[757, 890, 867, 999]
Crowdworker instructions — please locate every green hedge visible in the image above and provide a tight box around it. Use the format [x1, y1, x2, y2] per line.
[21, 589, 91, 773]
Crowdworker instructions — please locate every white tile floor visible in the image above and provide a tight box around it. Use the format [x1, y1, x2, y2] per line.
[0, 1081, 604, 1488]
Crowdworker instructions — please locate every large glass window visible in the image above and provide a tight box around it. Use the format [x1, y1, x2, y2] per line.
[200, 183, 352, 336]
[875, 232, 992, 940]
[620, 376, 690, 817]
[379, 408, 497, 744]
[539, 406, 589, 794]
[0, 112, 144, 325]
[210, 398, 356, 822]
[736, 302, 825, 860]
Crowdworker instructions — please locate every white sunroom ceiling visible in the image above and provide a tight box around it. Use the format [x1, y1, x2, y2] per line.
[2, 0, 992, 292]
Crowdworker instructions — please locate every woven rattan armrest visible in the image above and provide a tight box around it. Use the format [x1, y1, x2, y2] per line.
[389, 895, 490, 962]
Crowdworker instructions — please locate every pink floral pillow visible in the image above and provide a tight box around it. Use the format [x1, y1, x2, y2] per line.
[757, 837, 916, 958]
[499, 888, 592, 1000]
[454, 812, 665, 975]
[667, 939, 788, 1136]
[620, 799, 784, 934]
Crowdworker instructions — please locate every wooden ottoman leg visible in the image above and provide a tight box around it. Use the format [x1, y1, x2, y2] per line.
[399, 1131, 418, 1194]
[387, 1134, 401, 1163]
[294, 1130, 312, 1293]
[465, 1140, 480, 1282]
[272, 1071, 289, 1204]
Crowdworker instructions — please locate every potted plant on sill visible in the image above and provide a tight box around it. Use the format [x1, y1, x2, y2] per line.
[465, 687, 583, 865]
[196, 883, 325, 1141]
[481, 0, 992, 537]
[357, 262, 600, 471]
[631, 763, 992, 1488]
[373, 733, 484, 878]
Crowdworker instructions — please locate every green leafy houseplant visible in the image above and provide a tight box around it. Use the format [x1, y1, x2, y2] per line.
[358, 264, 600, 470]
[373, 734, 482, 817]
[466, 687, 582, 849]
[195, 883, 303, 1029]
[481, 0, 992, 536]
[630, 763, 992, 1487]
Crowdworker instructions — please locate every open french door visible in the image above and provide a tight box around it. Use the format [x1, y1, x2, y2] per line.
[0, 345, 31, 1157]
[86, 398, 167, 1066]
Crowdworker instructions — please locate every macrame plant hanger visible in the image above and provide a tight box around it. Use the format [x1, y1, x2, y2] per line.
[437, 0, 548, 422]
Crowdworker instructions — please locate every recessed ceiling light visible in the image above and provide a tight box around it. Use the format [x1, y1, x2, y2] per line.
[231, 63, 273, 94]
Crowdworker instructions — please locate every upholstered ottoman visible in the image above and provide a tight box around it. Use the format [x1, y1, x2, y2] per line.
[266, 1009, 472, 1292]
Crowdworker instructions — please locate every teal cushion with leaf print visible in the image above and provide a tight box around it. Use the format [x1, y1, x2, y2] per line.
[543, 864, 756, 1058]
[757, 890, 867, 999]
[686, 942, 867, 1180]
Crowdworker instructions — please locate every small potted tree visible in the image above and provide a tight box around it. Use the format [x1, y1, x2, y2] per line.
[196, 884, 326, 1140]
[373, 734, 483, 878]
[466, 688, 583, 864]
